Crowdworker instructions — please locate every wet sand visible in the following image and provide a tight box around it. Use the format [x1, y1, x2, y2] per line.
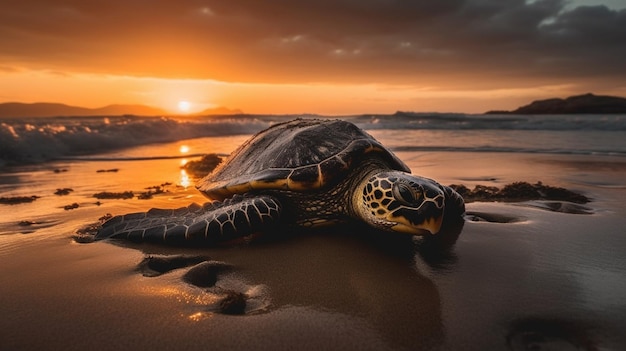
[1, 151, 626, 350]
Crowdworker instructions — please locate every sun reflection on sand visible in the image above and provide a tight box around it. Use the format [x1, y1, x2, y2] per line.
[178, 145, 192, 187]
[179, 169, 191, 188]
[187, 311, 212, 322]
[143, 285, 221, 321]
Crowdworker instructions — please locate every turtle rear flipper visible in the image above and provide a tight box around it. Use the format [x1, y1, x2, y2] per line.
[95, 195, 281, 245]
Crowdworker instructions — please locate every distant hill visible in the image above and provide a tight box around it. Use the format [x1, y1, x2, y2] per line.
[92, 104, 168, 116]
[0, 102, 168, 118]
[486, 93, 626, 114]
[197, 106, 244, 115]
[0, 102, 243, 118]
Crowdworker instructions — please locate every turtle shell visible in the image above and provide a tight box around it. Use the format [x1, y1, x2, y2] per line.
[197, 119, 410, 199]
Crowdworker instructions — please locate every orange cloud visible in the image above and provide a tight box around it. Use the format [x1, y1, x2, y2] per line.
[1, 1, 625, 113]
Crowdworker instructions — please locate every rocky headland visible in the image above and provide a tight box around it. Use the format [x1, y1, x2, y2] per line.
[486, 93, 626, 114]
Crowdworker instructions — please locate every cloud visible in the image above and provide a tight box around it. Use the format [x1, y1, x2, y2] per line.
[0, 0, 624, 89]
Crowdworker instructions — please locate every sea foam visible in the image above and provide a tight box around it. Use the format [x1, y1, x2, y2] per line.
[1, 113, 625, 166]
[0, 116, 269, 165]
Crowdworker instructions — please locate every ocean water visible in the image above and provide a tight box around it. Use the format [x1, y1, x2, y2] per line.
[1, 113, 625, 166]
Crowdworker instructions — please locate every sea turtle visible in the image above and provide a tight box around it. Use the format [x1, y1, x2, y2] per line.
[95, 119, 465, 245]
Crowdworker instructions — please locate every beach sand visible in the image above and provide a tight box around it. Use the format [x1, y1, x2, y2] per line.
[1, 150, 626, 350]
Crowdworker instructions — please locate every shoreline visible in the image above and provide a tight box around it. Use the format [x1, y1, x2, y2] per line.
[1, 151, 625, 350]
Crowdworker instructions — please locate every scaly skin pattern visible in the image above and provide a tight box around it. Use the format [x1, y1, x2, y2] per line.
[360, 173, 446, 234]
[95, 195, 280, 244]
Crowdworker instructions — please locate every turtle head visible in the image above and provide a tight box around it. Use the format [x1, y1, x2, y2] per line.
[357, 172, 446, 235]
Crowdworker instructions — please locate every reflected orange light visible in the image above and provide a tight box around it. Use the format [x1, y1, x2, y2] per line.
[180, 158, 188, 166]
[179, 169, 191, 188]
[188, 312, 212, 322]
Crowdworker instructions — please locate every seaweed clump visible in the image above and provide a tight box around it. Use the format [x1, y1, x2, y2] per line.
[92, 191, 134, 200]
[0, 196, 40, 205]
[183, 154, 223, 178]
[54, 188, 74, 196]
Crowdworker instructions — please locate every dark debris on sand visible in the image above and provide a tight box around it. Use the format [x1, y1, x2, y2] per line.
[54, 188, 74, 196]
[0, 195, 40, 205]
[93, 183, 172, 201]
[138, 183, 171, 200]
[96, 168, 119, 173]
[450, 181, 590, 204]
[63, 203, 80, 210]
[93, 191, 134, 200]
[18, 220, 40, 226]
[183, 154, 222, 178]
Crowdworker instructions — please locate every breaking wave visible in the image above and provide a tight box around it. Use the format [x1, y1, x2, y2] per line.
[0, 115, 269, 166]
[1, 113, 625, 166]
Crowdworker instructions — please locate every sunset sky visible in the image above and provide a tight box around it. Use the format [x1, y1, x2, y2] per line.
[1, 0, 625, 114]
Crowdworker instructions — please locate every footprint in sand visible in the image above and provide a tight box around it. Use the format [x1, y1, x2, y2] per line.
[465, 200, 593, 224]
[506, 317, 597, 351]
[137, 255, 269, 315]
[515, 201, 594, 215]
[465, 211, 525, 223]
[137, 255, 208, 277]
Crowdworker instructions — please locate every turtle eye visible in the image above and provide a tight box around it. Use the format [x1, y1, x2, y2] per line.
[392, 182, 422, 206]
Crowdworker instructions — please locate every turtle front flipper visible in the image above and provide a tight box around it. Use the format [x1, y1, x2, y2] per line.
[95, 195, 281, 245]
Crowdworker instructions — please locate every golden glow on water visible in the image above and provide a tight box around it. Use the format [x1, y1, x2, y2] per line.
[179, 169, 191, 188]
[180, 158, 188, 166]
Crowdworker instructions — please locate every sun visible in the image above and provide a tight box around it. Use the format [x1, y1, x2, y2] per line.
[177, 100, 192, 113]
